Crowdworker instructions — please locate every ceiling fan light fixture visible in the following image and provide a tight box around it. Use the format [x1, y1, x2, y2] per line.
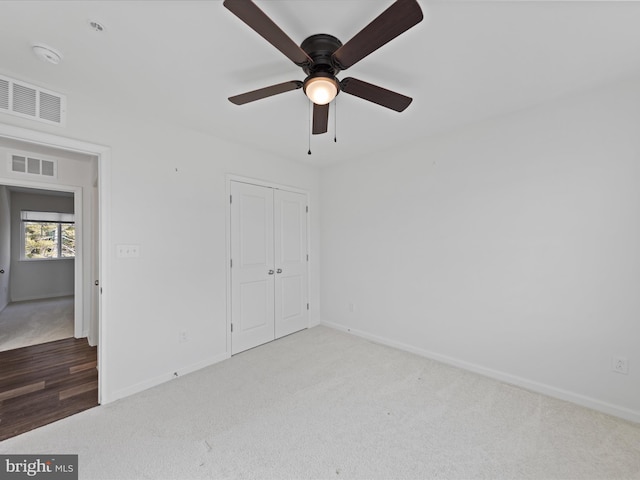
[304, 75, 338, 105]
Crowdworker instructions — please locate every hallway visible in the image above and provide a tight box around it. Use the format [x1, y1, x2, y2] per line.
[0, 336, 98, 441]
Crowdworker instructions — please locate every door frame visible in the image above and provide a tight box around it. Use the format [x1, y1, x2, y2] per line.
[0, 122, 111, 404]
[225, 174, 311, 355]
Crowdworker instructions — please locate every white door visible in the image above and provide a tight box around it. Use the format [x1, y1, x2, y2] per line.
[230, 182, 275, 354]
[230, 181, 308, 354]
[274, 189, 308, 338]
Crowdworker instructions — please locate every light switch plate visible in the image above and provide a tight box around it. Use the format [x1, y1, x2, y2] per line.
[116, 244, 140, 258]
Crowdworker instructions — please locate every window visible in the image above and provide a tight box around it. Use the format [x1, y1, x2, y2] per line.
[21, 210, 75, 260]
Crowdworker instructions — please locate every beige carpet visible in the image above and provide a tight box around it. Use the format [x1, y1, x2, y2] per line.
[0, 296, 74, 352]
[1, 325, 639, 479]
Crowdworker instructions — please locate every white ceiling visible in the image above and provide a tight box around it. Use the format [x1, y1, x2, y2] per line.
[1, 1, 640, 166]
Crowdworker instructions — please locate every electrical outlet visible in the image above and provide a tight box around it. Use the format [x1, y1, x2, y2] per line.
[178, 331, 188, 343]
[612, 356, 629, 375]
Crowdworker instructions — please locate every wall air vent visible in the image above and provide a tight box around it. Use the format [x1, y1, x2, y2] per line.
[10, 154, 57, 178]
[0, 74, 66, 126]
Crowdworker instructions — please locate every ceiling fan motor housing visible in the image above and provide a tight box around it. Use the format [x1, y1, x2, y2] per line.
[301, 34, 342, 76]
[301, 34, 343, 98]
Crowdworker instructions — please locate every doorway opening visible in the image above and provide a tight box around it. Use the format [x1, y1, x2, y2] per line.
[0, 122, 110, 438]
[0, 139, 93, 346]
[0, 185, 78, 352]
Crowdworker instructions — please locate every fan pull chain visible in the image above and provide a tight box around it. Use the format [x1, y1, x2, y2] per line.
[308, 100, 312, 155]
[334, 98, 338, 143]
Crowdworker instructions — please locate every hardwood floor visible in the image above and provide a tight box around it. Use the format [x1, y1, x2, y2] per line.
[0, 337, 98, 441]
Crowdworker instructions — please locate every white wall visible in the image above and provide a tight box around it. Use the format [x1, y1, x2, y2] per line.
[0, 185, 10, 311]
[9, 191, 74, 301]
[320, 75, 640, 422]
[102, 123, 321, 401]
[1, 84, 321, 403]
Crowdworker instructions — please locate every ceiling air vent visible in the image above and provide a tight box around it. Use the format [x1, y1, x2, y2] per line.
[10, 154, 57, 178]
[0, 74, 66, 126]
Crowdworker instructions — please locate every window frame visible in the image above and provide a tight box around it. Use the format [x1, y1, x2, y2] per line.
[20, 210, 75, 261]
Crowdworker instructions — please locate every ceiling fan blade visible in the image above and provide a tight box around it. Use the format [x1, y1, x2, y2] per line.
[223, 0, 312, 67]
[340, 77, 412, 112]
[312, 103, 329, 135]
[332, 0, 423, 71]
[229, 81, 303, 105]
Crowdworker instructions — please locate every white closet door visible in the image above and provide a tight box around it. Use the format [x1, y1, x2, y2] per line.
[274, 189, 308, 338]
[230, 182, 275, 354]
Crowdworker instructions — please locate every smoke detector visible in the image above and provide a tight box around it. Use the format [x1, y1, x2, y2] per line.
[32, 44, 63, 65]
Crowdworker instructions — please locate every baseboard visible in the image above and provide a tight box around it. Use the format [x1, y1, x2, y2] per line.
[11, 293, 74, 302]
[308, 318, 322, 328]
[105, 351, 230, 404]
[321, 320, 640, 424]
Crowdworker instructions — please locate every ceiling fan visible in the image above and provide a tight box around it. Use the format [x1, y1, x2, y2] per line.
[223, 0, 423, 135]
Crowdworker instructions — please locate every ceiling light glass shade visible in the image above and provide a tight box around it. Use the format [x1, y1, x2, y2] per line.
[304, 76, 338, 105]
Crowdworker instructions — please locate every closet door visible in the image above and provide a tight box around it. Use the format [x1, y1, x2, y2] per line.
[230, 181, 309, 354]
[274, 189, 308, 338]
[230, 182, 275, 354]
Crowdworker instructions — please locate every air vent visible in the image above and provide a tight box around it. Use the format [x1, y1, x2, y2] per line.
[0, 78, 9, 110]
[40, 91, 62, 123]
[0, 74, 66, 126]
[9, 154, 57, 178]
[13, 84, 37, 117]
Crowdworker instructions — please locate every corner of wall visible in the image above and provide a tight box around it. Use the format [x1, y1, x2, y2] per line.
[319, 319, 640, 424]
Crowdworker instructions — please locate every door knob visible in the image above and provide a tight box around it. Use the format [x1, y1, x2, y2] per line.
[276, 269, 282, 274]
[268, 270, 275, 275]
[0, 269, 4, 274]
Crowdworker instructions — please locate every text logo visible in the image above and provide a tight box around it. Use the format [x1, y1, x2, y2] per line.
[1, 455, 77, 480]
